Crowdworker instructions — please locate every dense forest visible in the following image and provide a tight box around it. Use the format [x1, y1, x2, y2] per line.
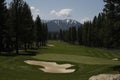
[59, 0, 120, 49]
[0, 0, 48, 54]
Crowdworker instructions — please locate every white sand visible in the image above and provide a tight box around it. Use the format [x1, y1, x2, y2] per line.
[112, 58, 119, 61]
[89, 74, 120, 80]
[24, 60, 75, 73]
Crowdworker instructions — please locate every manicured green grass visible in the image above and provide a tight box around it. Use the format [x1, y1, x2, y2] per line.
[34, 41, 120, 65]
[37, 41, 120, 59]
[34, 54, 120, 65]
[0, 40, 120, 80]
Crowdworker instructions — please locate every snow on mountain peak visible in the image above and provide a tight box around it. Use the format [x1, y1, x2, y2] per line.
[46, 19, 81, 32]
[64, 19, 79, 25]
[66, 19, 70, 23]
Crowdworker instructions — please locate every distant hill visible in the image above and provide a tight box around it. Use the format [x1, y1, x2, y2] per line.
[45, 19, 81, 32]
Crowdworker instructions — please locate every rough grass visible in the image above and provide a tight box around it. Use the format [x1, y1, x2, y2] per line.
[0, 40, 120, 80]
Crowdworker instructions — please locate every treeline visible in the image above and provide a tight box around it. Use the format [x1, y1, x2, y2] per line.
[59, 0, 120, 49]
[78, 13, 113, 48]
[59, 27, 77, 44]
[48, 32, 59, 40]
[0, 0, 48, 54]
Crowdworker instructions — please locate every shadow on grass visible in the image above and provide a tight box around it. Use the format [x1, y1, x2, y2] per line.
[39, 47, 48, 49]
[0, 53, 17, 57]
[111, 65, 120, 73]
[0, 50, 38, 57]
[0, 46, 48, 57]
[19, 50, 38, 56]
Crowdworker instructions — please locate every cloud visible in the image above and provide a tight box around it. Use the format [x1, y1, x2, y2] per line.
[80, 17, 90, 23]
[50, 9, 72, 17]
[30, 6, 35, 10]
[30, 6, 40, 20]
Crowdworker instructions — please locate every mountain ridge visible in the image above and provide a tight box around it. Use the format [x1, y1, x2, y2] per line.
[43, 19, 81, 32]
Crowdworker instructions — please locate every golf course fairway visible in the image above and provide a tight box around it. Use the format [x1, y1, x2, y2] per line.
[0, 41, 120, 80]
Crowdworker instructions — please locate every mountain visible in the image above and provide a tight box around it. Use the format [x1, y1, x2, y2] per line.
[46, 19, 81, 32]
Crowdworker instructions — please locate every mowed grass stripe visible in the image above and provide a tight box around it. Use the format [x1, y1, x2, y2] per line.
[0, 41, 120, 80]
[110, 51, 120, 58]
[40, 41, 120, 59]
[33, 54, 120, 65]
[95, 49, 111, 58]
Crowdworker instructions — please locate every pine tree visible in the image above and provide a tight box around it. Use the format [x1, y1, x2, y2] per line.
[103, 0, 120, 48]
[59, 29, 63, 41]
[78, 26, 83, 45]
[35, 15, 42, 48]
[0, 0, 7, 53]
[20, 2, 34, 51]
[42, 23, 48, 46]
[71, 27, 77, 44]
[68, 27, 72, 43]
[103, 0, 120, 21]
[9, 0, 25, 54]
[45, 23, 48, 44]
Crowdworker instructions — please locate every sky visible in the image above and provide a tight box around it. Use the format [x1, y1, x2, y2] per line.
[6, 0, 104, 23]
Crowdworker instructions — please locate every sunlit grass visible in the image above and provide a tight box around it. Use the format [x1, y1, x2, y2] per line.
[0, 40, 120, 80]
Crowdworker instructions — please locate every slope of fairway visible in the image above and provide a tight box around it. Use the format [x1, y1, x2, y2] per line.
[33, 41, 120, 64]
[0, 41, 120, 80]
[34, 54, 120, 65]
[36, 41, 120, 60]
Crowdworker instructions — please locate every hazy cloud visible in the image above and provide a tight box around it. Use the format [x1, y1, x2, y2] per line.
[30, 6, 40, 20]
[50, 9, 72, 17]
[30, 6, 35, 10]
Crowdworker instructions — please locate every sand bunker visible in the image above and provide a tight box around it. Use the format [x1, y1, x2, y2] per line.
[47, 44, 55, 47]
[89, 74, 120, 80]
[24, 60, 75, 73]
[112, 58, 119, 61]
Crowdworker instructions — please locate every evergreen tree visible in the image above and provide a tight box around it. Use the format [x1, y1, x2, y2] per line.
[42, 23, 48, 46]
[103, 0, 120, 48]
[68, 27, 72, 43]
[44, 23, 48, 45]
[71, 27, 77, 44]
[103, 0, 120, 21]
[59, 29, 63, 41]
[9, 0, 25, 54]
[0, 0, 49, 54]
[0, 0, 7, 53]
[78, 26, 83, 45]
[35, 15, 42, 48]
[20, 2, 34, 51]
[63, 30, 69, 42]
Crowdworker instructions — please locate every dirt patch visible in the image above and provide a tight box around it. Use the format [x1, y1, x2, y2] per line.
[89, 74, 120, 80]
[24, 60, 75, 73]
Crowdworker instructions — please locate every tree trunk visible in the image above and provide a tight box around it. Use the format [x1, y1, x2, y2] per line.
[24, 43, 27, 52]
[16, 35, 19, 54]
[0, 26, 2, 54]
